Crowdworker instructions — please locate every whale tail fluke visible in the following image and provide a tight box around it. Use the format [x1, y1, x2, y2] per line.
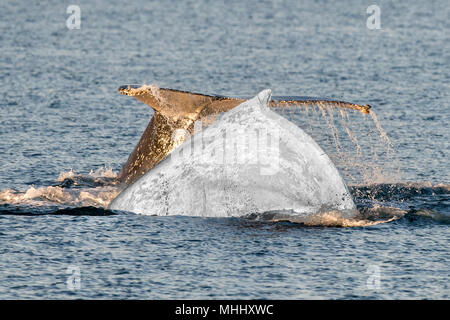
[117, 84, 371, 185]
[118, 85, 244, 121]
[118, 84, 371, 115]
[269, 97, 371, 114]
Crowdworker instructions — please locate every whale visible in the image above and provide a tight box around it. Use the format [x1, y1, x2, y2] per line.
[109, 89, 357, 218]
[116, 84, 371, 186]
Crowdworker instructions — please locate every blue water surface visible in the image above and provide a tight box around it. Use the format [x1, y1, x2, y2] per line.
[0, 0, 448, 299]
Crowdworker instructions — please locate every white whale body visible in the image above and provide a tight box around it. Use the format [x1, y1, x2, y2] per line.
[109, 89, 356, 218]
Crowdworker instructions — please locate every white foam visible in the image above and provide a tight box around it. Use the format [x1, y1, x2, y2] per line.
[0, 185, 120, 207]
[57, 166, 118, 182]
[1, 167, 121, 208]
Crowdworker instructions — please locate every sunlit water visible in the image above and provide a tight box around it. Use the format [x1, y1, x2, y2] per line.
[0, 0, 448, 299]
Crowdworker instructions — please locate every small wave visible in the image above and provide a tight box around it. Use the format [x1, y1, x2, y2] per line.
[0, 186, 72, 204]
[288, 210, 401, 227]
[246, 206, 405, 227]
[56, 167, 119, 187]
[347, 181, 449, 226]
[0, 167, 122, 209]
[351, 181, 449, 216]
[245, 197, 449, 227]
[0, 185, 121, 208]
[404, 209, 450, 224]
[57, 167, 118, 181]
[350, 181, 450, 200]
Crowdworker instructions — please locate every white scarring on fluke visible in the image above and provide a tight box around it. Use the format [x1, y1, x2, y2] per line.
[109, 89, 356, 218]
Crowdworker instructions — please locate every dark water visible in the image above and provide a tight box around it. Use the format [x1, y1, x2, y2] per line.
[0, 0, 449, 299]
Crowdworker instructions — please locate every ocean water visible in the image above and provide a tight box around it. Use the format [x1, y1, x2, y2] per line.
[0, 0, 449, 299]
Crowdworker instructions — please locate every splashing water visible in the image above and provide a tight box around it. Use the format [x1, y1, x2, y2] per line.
[273, 102, 400, 185]
[0, 167, 122, 209]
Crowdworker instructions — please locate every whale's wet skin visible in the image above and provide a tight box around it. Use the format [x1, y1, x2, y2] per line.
[1, 0, 449, 299]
